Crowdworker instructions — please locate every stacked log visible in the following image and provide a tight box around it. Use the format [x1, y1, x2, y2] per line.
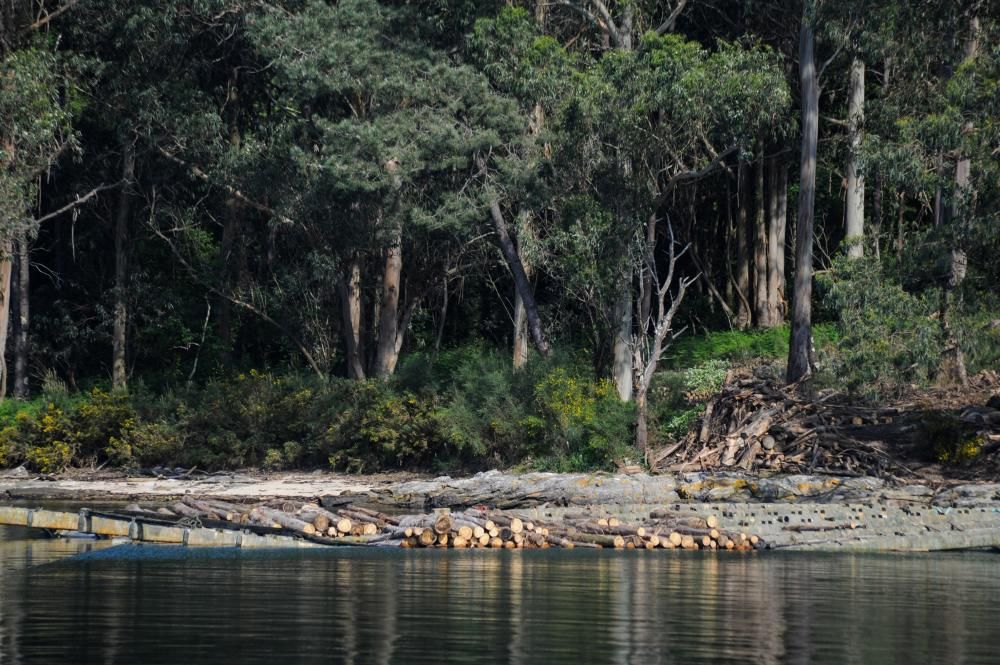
[118, 501, 767, 551]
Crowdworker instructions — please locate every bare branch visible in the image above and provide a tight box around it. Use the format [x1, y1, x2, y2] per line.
[655, 0, 689, 35]
[655, 146, 737, 207]
[27, 0, 80, 31]
[33, 182, 123, 224]
[156, 147, 296, 225]
[549, 1, 623, 48]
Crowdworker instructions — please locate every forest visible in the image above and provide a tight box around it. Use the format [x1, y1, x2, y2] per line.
[0, 0, 996, 475]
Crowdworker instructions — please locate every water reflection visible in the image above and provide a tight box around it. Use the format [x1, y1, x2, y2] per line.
[0, 533, 997, 664]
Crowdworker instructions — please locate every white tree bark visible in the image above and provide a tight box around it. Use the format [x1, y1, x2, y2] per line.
[844, 57, 865, 258]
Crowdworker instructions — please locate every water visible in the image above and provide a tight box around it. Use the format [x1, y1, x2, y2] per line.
[1, 525, 998, 664]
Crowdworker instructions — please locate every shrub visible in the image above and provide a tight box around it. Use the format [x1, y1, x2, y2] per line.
[0, 405, 78, 473]
[324, 381, 454, 473]
[683, 359, 730, 401]
[107, 420, 184, 467]
[819, 256, 939, 400]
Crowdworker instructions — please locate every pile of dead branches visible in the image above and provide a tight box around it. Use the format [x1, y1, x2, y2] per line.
[652, 368, 1000, 480]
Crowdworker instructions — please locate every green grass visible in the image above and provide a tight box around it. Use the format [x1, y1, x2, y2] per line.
[663, 323, 839, 368]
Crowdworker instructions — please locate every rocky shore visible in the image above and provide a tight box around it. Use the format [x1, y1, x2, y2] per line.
[3, 468, 999, 552]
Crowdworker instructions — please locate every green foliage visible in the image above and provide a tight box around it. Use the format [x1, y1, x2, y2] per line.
[683, 360, 730, 401]
[666, 325, 839, 367]
[0, 348, 633, 474]
[819, 257, 939, 399]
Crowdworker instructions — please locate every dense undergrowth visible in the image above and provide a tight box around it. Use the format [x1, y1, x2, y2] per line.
[1, 302, 995, 475]
[0, 349, 638, 474]
[0, 334, 767, 475]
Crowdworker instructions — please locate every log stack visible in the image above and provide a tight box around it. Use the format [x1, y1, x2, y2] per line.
[129, 498, 768, 551]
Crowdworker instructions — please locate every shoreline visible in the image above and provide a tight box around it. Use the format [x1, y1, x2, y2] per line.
[2, 469, 999, 552]
[3, 468, 998, 509]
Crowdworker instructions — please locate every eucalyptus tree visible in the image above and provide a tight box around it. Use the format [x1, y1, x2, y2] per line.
[549, 31, 789, 447]
[0, 2, 87, 398]
[250, 0, 529, 378]
[862, 1, 997, 384]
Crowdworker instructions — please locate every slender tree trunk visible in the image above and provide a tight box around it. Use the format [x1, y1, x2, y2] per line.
[373, 225, 402, 379]
[217, 201, 237, 366]
[724, 176, 735, 310]
[13, 232, 28, 398]
[487, 198, 549, 357]
[433, 275, 448, 357]
[765, 157, 785, 326]
[513, 275, 530, 369]
[217, 70, 241, 366]
[735, 160, 751, 329]
[612, 290, 632, 401]
[639, 213, 656, 331]
[775, 162, 788, 315]
[512, 100, 545, 370]
[938, 15, 979, 387]
[787, 4, 819, 384]
[112, 144, 134, 392]
[0, 239, 12, 399]
[872, 174, 883, 259]
[373, 159, 406, 378]
[845, 57, 865, 258]
[338, 256, 365, 380]
[895, 192, 906, 256]
[753, 156, 769, 326]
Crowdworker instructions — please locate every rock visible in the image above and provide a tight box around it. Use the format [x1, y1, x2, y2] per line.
[762, 435, 776, 450]
[0, 466, 30, 479]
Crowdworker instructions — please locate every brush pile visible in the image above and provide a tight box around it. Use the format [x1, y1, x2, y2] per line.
[651, 368, 1000, 480]
[122, 498, 767, 551]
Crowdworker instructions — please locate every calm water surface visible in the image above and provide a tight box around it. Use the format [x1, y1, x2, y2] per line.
[0, 524, 997, 664]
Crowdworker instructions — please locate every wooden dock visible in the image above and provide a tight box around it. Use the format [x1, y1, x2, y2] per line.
[0, 506, 322, 549]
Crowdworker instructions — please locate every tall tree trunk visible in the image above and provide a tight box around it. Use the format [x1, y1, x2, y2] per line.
[217, 200, 237, 367]
[765, 157, 786, 326]
[112, 144, 134, 392]
[338, 256, 365, 379]
[787, 4, 819, 384]
[775, 162, 788, 314]
[373, 225, 402, 379]
[513, 276, 530, 370]
[872, 173, 883, 259]
[373, 159, 406, 378]
[0, 239, 12, 399]
[753, 156, 769, 326]
[724, 176, 735, 310]
[844, 57, 865, 258]
[13, 232, 28, 398]
[735, 160, 751, 329]
[939, 14, 979, 387]
[512, 100, 545, 370]
[487, 198, 550, 358]
[216, 69, 241, 366]
[612, 290, 632, 401]
[639, 212, 656, 331]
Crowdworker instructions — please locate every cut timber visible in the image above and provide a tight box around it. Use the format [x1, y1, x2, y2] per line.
[433, 514, 453, 536]
[255, 507, 317, 535]
[563, 532, 625, 548]
[298, 506, 340, 532]
[336, 518, 353, 534]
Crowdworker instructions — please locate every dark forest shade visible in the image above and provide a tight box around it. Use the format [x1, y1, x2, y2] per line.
[0, 0, 995, 460]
